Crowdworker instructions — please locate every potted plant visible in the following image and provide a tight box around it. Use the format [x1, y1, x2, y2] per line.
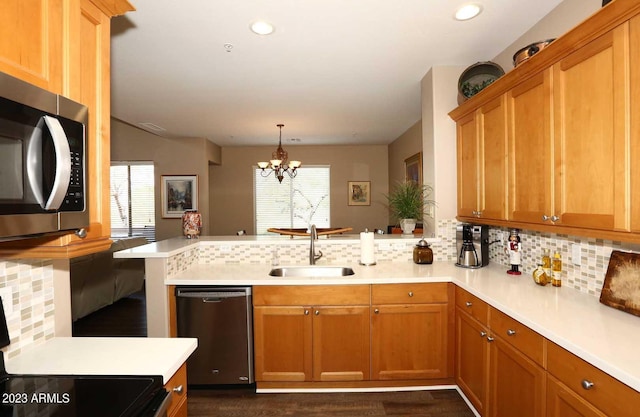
[385, 181, 435, 235]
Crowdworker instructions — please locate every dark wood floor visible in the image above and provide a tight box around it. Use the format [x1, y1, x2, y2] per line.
[72, 291, 474, 416]
[72, 289, 147, 337]
[188, 388, 475, 417]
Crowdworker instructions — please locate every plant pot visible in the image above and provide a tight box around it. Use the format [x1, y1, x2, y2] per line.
[399, 219, 417, 235]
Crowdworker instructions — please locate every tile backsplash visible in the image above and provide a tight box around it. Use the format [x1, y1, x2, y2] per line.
[0, 219, 632, 359]
[0, 259, 55, 358]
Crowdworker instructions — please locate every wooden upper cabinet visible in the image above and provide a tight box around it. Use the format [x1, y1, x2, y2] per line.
[552, 24, 629, 232]
[631, 15, 640, 232]
[0, 0, 64, 93]
[456, 96, 508, 221]
[507, 70, 553, 225]
[0, 0, 134, 258]
[478, 96, 508, 221]
[457, 112, 480, 218]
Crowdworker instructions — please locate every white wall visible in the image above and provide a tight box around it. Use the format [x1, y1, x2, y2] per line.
[492, 0, 602, 71]
[421, 66, 465, 237]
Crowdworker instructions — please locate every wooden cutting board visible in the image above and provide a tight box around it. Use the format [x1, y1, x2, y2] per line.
[600, 250, 640, 317]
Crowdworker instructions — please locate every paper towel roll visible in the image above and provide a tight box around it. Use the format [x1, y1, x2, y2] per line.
[360, 231, 376, 265]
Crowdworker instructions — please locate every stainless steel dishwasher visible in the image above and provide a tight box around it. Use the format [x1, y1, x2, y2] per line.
[175, 286, 254, 385]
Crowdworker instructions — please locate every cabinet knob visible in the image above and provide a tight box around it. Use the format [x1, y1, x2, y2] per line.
[480, 331, 487, 338]
[542, 215, 550, 221]
[315, 310, 320, 315]
[304, 310, 309, 315]
[487, 336, 495, 343]
[374, 308, 380, 314]
[408, 291, 414, 297]
[465, 301, 473, 307]
[581, 380, 595, 390]
[551, 215, 560, 222]
[507, 329, 516, 336]
[173, 385, 184, 394]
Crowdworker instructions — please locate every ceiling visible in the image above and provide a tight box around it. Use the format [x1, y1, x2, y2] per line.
[110, 0, 564, 147]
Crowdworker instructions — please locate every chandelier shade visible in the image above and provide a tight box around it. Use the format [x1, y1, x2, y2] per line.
[257, 124, 301, 183]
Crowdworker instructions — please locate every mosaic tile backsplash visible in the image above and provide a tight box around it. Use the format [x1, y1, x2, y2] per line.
[0, 218, 633, 359]
[0, 259, 55, 358]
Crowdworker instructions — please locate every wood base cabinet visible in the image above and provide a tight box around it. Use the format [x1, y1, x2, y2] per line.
[253, 286, 370, 383]
[455, 288, 546, 417]
[165, 363, 188, 417]
[371, 283, 453, 380]
[547, 375, 607, 417]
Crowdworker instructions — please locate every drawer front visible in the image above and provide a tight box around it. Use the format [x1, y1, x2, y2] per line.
[489, 307, 545, 367]
[371, 282, 449, 304]
[455, 286, 489, 325]
[165, 363, 187, 417]
[547, 342, 640, 417]
[253, 285, 370, 306]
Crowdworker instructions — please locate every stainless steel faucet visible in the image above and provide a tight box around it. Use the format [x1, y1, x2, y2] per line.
[309, 224, 323, 265]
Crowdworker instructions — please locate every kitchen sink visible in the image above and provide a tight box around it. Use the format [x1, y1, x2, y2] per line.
[269, 266, 355, 277]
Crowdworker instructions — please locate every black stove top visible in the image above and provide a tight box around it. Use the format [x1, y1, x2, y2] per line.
[0, 297, 169, 417]
[0, 374, 165, 417]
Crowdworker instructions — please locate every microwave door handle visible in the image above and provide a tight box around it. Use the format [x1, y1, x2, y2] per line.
[27, 116, 72, 210]
[41, 116, 72, 210]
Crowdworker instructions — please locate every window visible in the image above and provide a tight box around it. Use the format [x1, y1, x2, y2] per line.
[110, 162, 156, 242]
[255, 166, 330, 235]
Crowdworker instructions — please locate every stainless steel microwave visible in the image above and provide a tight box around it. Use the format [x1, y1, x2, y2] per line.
[0, 71, 88, 241]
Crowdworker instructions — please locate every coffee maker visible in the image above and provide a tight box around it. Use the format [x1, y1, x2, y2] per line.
[455, 224, 489, 268]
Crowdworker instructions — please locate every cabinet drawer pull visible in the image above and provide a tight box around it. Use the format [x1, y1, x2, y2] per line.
[465, 301, 473, 307]
[173, 385, 184, 394]
[480, 331, 487, 338]
[486, 336, 495, 342]
[408, 291, 414, 297]
[304, 310, 309, 315]
[551, 215, 560, 222]
[314, 310, 320, 315]
[507, 329, 516, 336]
[581, 380, 595, 390]
[374, 308, 380, 314]
[542, 214, 550, 221]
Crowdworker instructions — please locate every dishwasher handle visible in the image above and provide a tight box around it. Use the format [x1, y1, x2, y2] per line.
[175, 289, 250, 300]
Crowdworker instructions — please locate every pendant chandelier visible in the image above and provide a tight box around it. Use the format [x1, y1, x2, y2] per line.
[257, 124, 301, 183]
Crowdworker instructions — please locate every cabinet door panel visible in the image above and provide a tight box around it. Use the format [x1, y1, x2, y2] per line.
[457, 113, 479, 217]
[508, 71, 553, 224]
[479, 97, 507, 220]
[253, 306, 312, 382]
[488, 336, 545, 417]
[547, 375, 607, 417]
[553, 26, 628, 231]
[372, 304, 449, 380]
[313, 306, 370, 382]
[0, 0, 63, 92]
[455, 309, 489, 415]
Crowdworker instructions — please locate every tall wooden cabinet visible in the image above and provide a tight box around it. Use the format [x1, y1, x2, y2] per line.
[456, 97, 507, 221]
[0, 0, 135, 258]
[451, 0, 640, 243]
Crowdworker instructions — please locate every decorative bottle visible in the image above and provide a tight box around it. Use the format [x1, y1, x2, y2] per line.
[551, 250, 562, 287]
[542, 249, 551, 278]
[532, 264, 549, 286]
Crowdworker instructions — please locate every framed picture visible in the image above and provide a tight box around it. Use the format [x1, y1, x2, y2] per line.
[348, 181, 371, 206]
[161, 175, 198, 218]
[404, 152, 423, 185]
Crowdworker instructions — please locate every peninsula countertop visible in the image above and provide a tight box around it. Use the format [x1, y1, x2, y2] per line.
[5, 337, 197, 384]
[113, 237, 640, 393]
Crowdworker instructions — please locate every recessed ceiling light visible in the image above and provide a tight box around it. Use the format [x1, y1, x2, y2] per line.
[250, 21, 274, 35]
[455, 4, 482, 21]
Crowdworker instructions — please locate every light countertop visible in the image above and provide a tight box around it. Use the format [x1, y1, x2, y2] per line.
[165, 260, 640, 393]
[5, 337, 197, 384]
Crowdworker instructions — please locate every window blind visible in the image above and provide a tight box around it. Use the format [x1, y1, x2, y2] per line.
[255, 166, 330, 235]
[110, 162, 156, 241]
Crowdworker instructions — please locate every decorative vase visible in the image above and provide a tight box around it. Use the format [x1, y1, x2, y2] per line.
[182, 210, 202, 238]
[399, 218, 416, 235]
